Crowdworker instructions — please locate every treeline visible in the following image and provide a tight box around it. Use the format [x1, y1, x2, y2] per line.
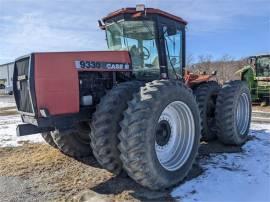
[186, 54, 248, 84]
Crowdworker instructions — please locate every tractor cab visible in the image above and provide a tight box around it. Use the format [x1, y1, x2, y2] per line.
[248, 54, 270, 78]
[241, 54, 270, 103]
[100, 5, 187, 80]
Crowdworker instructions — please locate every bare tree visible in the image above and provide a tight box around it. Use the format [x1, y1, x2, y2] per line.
[186, 53, 194, 69]
[189, 54, 248, 84]
[196, 54, 213, 73]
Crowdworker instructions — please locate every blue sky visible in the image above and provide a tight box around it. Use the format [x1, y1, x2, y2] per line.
[0, 0, 269, 64]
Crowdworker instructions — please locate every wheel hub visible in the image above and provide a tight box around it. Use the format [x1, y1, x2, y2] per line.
[156, 120, 171, 146]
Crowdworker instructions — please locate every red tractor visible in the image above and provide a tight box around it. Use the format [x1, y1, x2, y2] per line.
[14, 5, 251, 190]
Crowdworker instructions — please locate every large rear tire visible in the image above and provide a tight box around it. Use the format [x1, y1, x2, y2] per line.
[215, 80, 251, 145]
[41, 132, 58, 149]
[118, 80, 201, 190]
[90, 81, 141, 174]
[194, 81, 221, 141]
[51, 123, 92, 158]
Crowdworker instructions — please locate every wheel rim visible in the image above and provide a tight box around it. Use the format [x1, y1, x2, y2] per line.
[155, 101, 195, 171]
[236, 92, 250, 135]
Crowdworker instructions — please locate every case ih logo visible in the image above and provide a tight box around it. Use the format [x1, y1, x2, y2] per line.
[75, 60, 130, 70]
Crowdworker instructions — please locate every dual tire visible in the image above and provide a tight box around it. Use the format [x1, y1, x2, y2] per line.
[90, 81, 142, 174]
[41, 123, 92, 158]
[118, 80, 201, 190]
[91, 80, 201, 189]
[90, 80, 201, 189]
[194, 80, 251, 145]
[91, 80, 251, 190]
[51, 125, 92, 158]
[215, 80, 251, 145]
[194, 81, 221, 141]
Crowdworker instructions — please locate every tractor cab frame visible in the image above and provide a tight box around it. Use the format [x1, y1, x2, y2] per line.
[240, 54, 270, 103]
[248, 54, 270, 79]
[100, 6, 187, 81]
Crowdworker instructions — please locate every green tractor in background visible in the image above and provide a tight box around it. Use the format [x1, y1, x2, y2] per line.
[237, 54, 270, 106]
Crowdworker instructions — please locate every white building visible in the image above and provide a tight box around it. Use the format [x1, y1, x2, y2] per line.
[0, 62, 14, 87]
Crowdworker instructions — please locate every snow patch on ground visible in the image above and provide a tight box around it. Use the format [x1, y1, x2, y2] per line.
[172, 123, 270, 202]
[0, 114, 44, 147]
[0, 96, 44, 147]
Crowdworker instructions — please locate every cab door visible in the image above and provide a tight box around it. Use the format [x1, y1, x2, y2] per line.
[157, 18, 186, 79]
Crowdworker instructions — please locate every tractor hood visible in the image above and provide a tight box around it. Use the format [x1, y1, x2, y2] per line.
[32, 50, 132, 72]
[13, 51, 132, 117]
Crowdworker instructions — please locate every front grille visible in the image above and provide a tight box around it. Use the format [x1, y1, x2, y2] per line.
[13, 56, 34, 114]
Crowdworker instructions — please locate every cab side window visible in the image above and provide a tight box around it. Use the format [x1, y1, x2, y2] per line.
[163, 26, 182, 79]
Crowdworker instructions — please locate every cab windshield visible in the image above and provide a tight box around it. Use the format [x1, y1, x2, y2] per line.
[256, 56, 270, 77]
[106, 20, 159, 79]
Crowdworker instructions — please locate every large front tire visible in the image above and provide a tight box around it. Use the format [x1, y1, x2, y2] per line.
[215, 80, 251, 145]
[90, 81, 141, 174]
[51, 123, 92, 158]
[118, 80, 201, 190]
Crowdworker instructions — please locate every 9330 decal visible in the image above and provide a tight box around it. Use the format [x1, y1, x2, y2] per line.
[75, 60, 130, 70]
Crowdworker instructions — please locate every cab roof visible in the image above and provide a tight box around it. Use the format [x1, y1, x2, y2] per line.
[102, 7, 187, 25]
[249, 53, 270, 58]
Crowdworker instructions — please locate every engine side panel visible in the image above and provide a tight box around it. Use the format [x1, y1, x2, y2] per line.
[34, 51, 131, 116]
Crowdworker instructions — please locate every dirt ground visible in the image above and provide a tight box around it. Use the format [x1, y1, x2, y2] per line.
[0, 139, 244, 202]
[0, 143, 172, 202]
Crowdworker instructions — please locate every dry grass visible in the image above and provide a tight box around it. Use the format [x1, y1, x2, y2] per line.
[0, 138, 242, 201]
[0, 143, 173, 201]
[0, 106, 17, 116]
